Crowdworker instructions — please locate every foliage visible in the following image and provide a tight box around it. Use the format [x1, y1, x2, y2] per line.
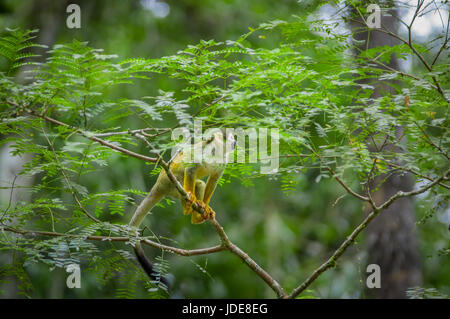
[0, 1, 448, 298]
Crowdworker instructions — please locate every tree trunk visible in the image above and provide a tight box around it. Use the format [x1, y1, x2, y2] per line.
[351, 2, 422, 298]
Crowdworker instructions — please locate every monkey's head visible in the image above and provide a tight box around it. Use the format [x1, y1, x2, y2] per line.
[205, 129, 235, 147]
[202, 129, 236, 165]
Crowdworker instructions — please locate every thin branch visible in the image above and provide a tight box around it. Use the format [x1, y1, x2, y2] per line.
[302, 145, 370, 202]
[288, 208, 378, 299]
[365, 158, 378, 210]
[14, 104, 158, 163]
[366, 133, 391, 209]
[408, 0, 424, 48]
[376, 168, 450, 211]
[413, 120, 450, 160]
[382, 160, 449, 190]
[326, 166, 370, 202]
[378, 22, 448, 101]
[94, 128, 167, 137]
[431, 36, 449, 67]
[1, 226, 225, 257]
[0, 175, 18, 223]
[209, 218, 287, 298]
[431, 13, 450, 67]
[352, 46, 438, 90]
[41, 125, 100, 223]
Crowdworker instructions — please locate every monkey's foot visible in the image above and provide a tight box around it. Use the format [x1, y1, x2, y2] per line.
[203, 204, 215, 220]
[191, 202, 215, 224]
[182, 192, 197, 215]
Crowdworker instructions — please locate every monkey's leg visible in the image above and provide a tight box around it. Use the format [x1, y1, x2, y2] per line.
[182, 166, 198, 215]
[191, 180, 207, 224]
[195, 179, 205, 201]
[199, 172, 223, 220]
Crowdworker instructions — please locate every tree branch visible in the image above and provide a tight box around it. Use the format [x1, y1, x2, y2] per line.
[382, 160, 450, 190]
[0, 226, 225, 257]
[15, 104, 158, 163]
[209, 218, 287, 298]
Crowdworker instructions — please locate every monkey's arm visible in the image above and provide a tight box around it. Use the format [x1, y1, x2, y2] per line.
[181, 165, 198, 216]
[203, 171, 223, 206]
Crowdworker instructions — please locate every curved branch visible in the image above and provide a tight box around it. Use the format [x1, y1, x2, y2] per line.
[376, 168, 450, 211]
[0, 226, 225, 257]
[16, 105, 158, 163]
[209, 218, 287, 298]
[383, 161, 450, 190]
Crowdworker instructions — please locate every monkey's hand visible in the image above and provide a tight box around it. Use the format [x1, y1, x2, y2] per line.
[191, 202, 215, 224]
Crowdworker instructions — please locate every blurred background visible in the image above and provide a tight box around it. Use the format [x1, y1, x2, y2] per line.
[0, 0, 448, 298]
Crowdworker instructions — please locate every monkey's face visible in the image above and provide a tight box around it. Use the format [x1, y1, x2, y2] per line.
[227, 132, 236, 150]
[201, 131, 236, 165]
[217, 131, 237, 153]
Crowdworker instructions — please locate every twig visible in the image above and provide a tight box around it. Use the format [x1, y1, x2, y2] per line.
[209, 218, 287, 298]
[0, 175, 18, 223]
[431, 14, 449, 67]
[376, 168, 449, 211]
[302, 144, 370, 202]
[366, 133, 391, 209]
[352, 46, 438, 90]
[94, 128, 167, 137]
[382, 160, 449, 190]
[326, 166, 370, 202]
[413, 120, 450, 160]
[1, 226, 225, 257]
[41, 126, 100, 223]
[288, 208, 378, 299]
[14, 104, 158, 163]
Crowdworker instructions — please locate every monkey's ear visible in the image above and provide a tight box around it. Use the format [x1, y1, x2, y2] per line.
[205, 135, 215, 144]
[226, 132, 236, 150]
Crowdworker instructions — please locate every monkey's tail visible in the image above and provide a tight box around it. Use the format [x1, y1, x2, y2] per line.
[134, 242, 170, 289]
[129, 189, 169, 289]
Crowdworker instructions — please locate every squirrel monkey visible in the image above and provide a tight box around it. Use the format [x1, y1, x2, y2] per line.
[129, 130, 236, 287]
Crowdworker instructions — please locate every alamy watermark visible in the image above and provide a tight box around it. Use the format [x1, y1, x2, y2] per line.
[366, 4, 381, 29]
[366, 263, 381, 288]
[66, 263, 81, 289]
[66, 4, 81, 29]
[172, 120, 279, 174]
